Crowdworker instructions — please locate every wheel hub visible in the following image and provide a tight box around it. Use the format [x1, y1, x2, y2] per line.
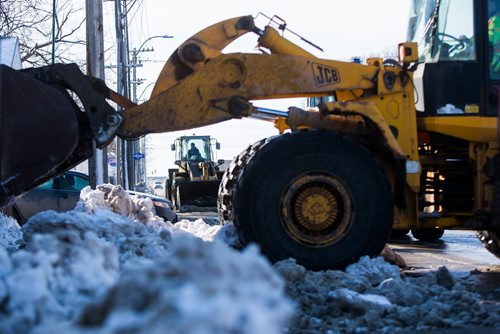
[294, 186, 337, 230]
[281, 173, 353, 247]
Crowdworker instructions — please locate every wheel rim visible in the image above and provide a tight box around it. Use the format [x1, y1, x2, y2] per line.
[280, 172, 354, 247]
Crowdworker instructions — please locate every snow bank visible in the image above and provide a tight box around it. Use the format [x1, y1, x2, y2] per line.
[22, 209, 173, 266]
[2, 185, 500, 334]
[52, 236, 293, 334]
[276, 257, 500, 333]
[0, 185, 294, 334]
[0, 226, 118, 334]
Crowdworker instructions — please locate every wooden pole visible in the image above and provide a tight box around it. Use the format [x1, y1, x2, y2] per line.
[86, 0, 108, 187]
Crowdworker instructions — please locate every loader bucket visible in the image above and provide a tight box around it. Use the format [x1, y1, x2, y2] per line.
[175, 179, 221, 208]
[0, 65, 82, 205]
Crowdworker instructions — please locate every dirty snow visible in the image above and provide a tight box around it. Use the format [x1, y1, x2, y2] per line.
[0, 185, 293, 334]
[277, 257, 500, 333]
[0, 185, 500, 333]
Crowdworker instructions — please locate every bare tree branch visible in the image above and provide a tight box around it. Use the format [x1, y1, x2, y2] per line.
[0, 0, 85, 67]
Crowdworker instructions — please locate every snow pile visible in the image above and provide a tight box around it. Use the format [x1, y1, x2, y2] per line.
[0, 225, 118, 334]
[0, 186, 294, 334]
[173, 218, 240, 247]
[2, 185, 500, 333]
[0, 213, 22, 251]
[22, 210, 173, 266]
[80, 184, 161, 224]
[174, 218, 221, 241]
[276, 257, 500, 333]
[46, 236, 294, 334]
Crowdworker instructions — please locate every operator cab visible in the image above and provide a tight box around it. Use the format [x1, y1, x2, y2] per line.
[171, 135, 220, 164]
[409, 0, 499, 116]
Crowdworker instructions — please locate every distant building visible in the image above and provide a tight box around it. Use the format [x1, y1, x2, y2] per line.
[0, 37, 22, 69]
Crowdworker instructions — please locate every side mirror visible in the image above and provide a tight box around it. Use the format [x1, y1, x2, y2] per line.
[174, 160, 181, 166]
[216, 142, 221, 150]
[171, 144, 175, 151]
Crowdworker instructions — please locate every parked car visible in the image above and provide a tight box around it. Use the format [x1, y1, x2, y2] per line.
[3, 171, 177, 225]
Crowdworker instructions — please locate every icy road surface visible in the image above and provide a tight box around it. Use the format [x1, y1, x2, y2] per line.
[391, 230, 499, 273]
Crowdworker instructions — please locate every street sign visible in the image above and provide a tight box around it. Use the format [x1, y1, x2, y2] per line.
[132, 152, 145, 160]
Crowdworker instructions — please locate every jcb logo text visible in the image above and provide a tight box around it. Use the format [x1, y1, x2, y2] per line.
[312, 63, 341, 86]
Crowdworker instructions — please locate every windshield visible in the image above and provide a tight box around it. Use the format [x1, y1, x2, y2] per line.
[181, 137, 212, 161]
[407, 0, 475, 62]
[490, 0, 500, 80]
[407, 0, 436, 50]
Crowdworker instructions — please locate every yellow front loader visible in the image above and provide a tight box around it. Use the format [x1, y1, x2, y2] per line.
[166, 135, 224, 209]
[1, 0, 499, 269]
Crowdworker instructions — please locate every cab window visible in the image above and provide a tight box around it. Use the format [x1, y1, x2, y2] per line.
[182, 138, 211, 161]
[408, 0, 476, 62]
[489, 0, 500, 79]
[437, 0, 475, 61]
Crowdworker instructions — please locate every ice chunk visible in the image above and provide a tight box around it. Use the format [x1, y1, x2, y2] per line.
[0, 213, 23, 251]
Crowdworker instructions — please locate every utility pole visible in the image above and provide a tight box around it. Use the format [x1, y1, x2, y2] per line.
[114, 0, 132, 189]
[86, 0, 108, 187]
[130, 47, 146, 187]
[114, 2, 172, 190]
[129, 35, 172, 188]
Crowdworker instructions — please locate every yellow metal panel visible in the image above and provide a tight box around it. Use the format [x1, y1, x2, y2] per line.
[151, 16, 254, 98]
[119, 53, 382, 138]
[418, 116, 497, 142]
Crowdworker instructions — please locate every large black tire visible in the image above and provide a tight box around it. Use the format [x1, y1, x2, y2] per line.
[411, 227, 445, 241]
[165, 179, 172, 201]
[174, 185, 182, 210]
[223, 130, 394, 270]
[172, 178, 184, 210]
[218, 138, 270, 222]
[477, 230, 500, 259]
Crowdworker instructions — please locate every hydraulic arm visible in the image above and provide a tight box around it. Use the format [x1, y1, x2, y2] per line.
[1, 15, 415, 215]
[115, 14, 417, 201]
